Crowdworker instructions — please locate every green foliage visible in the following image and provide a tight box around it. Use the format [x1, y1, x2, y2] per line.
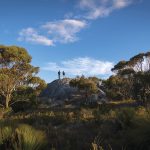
[0, 45, 46, 109]
[105, 51, 150, 103]
[70, 76, 98, 101]
[13, 124, 46, 150]
[104, 75, 132, 100]
[12, 86, 35, 102]
[0, 123, 47, 150]
[0, 126, 13, 144]
[133, 71, 150, 103]
[111, 60, 127, 72]
[116, 107, 136, 129]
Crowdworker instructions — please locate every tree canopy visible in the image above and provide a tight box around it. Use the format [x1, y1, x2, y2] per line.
[70, 76, 98, 101]
[105, 51, 150, 102]
[0, 45, 46, 108]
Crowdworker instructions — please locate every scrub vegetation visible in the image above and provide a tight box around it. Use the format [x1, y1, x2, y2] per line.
[0, 45, 150, 150]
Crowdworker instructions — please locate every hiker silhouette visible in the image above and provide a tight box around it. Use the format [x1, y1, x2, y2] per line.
[62, 71, 65, 78]
[58, 70, 61, 79]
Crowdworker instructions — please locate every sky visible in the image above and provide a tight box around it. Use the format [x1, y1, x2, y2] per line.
[0, 0, 150, 83]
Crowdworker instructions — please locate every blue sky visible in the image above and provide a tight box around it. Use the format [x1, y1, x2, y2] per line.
[0, 0, 150, 83]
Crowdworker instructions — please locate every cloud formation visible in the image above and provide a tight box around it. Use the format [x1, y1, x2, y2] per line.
[79, 0, 134, 19]
[42, 19, 87, 43]
[18, 0, 137, 46]
[43, 57, 114, 77]
[18, 28, 53, 46]
[18, 19, 87, 46]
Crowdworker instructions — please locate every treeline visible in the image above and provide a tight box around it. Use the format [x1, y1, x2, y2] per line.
[1, 45, 150, 110]
[104, 52, 150, 103]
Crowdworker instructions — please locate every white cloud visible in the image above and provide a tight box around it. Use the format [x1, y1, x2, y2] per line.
[113, 0, 132, 9]
[79, 0, 134, 19]
[42, 19, 87, 43]
[43, 57, 114, 77]
[18, 19, 87, 46]
[18, 28, 53, 46]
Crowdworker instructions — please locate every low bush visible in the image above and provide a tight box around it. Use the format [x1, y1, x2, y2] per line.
[116, 107, 136, 129]
[125, 119, 150, 150]
[11, 101, 33, 113]
[0, 123, 47, 150]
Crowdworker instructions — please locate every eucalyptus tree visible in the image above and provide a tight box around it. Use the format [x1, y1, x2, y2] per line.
[109, 51, 150, 101]
[112, 53, 147, 73]
[129, 53, 145, 72]
[111, 60, 135, 100]
[111, 60, 128, 73]
[0, 45, 45, 108]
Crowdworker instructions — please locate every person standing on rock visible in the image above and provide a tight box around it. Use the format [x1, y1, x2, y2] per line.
[58, 70, 61, 80]
[62, 71, 65, 78]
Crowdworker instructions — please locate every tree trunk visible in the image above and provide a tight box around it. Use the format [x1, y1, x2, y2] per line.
[5, 94, 11, 109]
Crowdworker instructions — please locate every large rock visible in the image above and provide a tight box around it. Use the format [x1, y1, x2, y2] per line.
[40, 78, 107, 107]
[41, 78, 77, 101]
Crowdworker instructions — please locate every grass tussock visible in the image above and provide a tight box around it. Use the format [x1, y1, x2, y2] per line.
[0, 123, 47, 150]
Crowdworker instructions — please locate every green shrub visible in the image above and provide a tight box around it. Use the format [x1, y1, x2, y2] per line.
[0, 126, 13, 144]
[98, 103, 112, 114]
[0, 124, 47, 150]
[116, 108, 136, 129]
[13, 124, 47, 150]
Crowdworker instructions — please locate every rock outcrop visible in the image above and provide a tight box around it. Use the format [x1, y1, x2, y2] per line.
[41, 78, 77, 101]
[41, 78, 107, 106]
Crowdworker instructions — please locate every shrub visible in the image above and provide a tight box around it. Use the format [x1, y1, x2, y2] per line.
[0, 124, 47, 150]
[125, 119, 150, 150]
[0, 126, 13, 145]
[0, 107, 13, 118]
[116, 108, 136, 129]
[11, 101, 32, 113]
